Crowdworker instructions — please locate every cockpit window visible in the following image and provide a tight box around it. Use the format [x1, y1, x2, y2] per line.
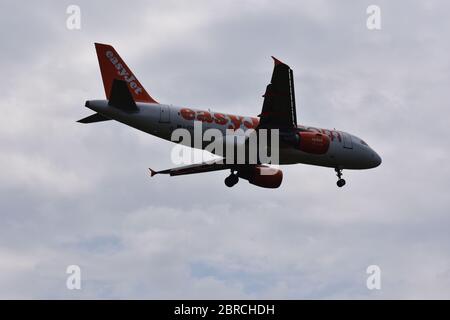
[360, 140, 369, 146]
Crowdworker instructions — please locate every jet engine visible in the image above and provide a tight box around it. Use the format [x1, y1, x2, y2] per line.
[297, 132, 330, 154]
[238, 165, 283, 188]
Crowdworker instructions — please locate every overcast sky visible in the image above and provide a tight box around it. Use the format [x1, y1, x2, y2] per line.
[1, 0, 450, 299]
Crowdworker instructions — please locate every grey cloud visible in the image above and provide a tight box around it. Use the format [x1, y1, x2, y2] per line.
[0, 0, 450, 299]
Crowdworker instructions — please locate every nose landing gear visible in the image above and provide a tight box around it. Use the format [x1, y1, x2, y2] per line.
[335, 168, 346, 188]
[224, 171, 239, 187]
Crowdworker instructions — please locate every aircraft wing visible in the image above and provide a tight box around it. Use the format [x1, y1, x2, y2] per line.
[149, 159, 283, 188]
[258, 57, 297, 129]
[149, 158, 233, 177]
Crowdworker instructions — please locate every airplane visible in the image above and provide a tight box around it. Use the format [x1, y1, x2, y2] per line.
[79, 43, 381, 189]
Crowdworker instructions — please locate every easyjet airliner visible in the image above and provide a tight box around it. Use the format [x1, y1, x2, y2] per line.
[79, 43, 381, 189]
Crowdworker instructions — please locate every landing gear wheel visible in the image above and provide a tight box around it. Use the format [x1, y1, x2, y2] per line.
[224, 173, 239, 187]
[334, 168, 346, 188]
[337, 179, 346, 188]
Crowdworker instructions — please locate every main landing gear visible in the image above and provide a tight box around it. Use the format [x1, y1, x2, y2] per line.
[335, 168, 346, 188]
[224, 171, 239, 187]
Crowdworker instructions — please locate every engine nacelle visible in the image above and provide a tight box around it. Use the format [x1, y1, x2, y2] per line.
[239, 165, 283, 188]
[297, 132, 330, 154]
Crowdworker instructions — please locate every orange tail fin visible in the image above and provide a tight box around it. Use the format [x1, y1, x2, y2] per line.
[94, 43, 158, 104]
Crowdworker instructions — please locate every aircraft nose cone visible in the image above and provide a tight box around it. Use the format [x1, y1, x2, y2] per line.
[371, 150, 382, 168]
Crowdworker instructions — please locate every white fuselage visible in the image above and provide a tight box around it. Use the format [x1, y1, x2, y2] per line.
[86, 100, 382, 170]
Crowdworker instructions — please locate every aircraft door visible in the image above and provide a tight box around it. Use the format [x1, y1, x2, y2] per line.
[159, 105, 170, 123]
[342, 132, 353, 149]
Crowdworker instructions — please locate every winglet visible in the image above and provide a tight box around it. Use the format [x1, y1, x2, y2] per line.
[271, 56, 285, 66]
[148, 168, 157, 177]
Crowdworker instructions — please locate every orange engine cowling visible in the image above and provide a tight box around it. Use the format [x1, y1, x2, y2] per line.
[239, 165, 283, 189]
[298, 132, 330, 154]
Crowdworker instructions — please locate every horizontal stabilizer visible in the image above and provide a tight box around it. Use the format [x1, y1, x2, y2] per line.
[108, 79, 138, 112]
[77, 113, 111, 124]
